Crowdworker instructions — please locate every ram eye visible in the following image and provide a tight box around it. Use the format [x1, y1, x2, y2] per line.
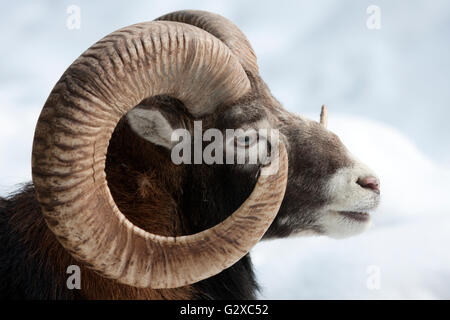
[234, 134, 258, 148]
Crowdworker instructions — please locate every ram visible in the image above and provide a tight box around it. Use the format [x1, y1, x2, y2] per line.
[0, 10, 380, 299]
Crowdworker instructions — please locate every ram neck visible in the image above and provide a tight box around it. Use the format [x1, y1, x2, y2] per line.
[181, 164, 261, 299]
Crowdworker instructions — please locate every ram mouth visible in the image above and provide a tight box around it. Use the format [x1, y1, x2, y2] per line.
[338, 211, 370, 222]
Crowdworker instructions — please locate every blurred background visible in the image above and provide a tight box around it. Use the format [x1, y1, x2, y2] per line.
[1, 0, 449, 299]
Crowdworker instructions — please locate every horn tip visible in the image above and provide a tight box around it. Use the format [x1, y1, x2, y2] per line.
[320, 104, 328, 128]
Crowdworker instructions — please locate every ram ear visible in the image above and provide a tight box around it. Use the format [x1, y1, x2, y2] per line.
[126, 104, 185, 150]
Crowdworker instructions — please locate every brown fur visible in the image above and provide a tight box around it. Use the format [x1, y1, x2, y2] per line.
[7, 196, 196, 299]
[3, 115, 198, 299]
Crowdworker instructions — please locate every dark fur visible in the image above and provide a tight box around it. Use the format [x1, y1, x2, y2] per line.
[0, 73, 352, 299]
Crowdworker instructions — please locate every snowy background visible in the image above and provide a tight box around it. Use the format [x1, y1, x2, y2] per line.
[1, 1, 449, 299]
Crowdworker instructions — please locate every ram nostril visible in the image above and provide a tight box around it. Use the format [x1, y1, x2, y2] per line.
[357, 176, 380, 194]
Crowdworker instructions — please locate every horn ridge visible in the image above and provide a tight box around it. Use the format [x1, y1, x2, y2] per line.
[157, 10, 259, 75]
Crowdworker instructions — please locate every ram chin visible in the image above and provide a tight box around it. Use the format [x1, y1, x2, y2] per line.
[318, 210, 372, 239]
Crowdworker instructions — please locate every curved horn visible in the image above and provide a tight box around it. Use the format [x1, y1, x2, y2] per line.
[157, 10, 259, 75]
[32, 21, 288, 288]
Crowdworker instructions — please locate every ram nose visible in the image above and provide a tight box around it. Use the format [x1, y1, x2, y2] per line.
[357, 176, 380, 194]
